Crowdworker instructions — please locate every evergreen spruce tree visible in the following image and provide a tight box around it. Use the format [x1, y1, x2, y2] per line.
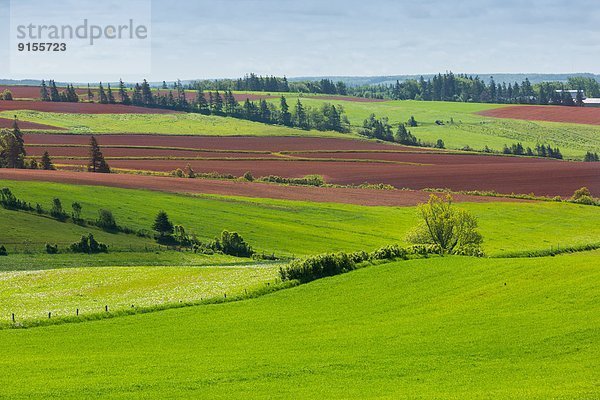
[280, 96, 291, 126]
[107, 83, 116, 104]
[88, 136, 110, 173]
[41, 151, 55, 170]
[40, 80, 50, 101]
[98, 83, 108, 104]
[118, 79, 131, 105]
[87, 83, 94, 101]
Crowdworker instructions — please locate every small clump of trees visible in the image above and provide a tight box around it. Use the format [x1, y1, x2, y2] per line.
[151, 210, 254, 257]
[0, 90, 13, 100]
[406, 194, 484, 256]
[69, 233, 108, 254]
[502, 142, 563, 159]
[584, 151, 599, 162]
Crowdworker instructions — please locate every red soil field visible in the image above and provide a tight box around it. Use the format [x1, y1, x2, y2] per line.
[0, 169, 526, 207]
[478, 105, 600, 125]
[26, 147, 280, 159]
[0, 117, 64, 130]
[24, 134, 406, 152]
[52, 157, 600, 197]
[23, 134, 598, 196]
[290, 152, 556, 165]
[0, 100, 178, 114]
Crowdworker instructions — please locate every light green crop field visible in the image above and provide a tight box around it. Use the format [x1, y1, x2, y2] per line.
[267, 95, 600, 158]
[7, 96, 600, 157]
[0, 251, 251, 272]
[2, 180, 599, 257]
[0, 264, 278, 322]
[0, 252, 597, 399]
[1, 110, 349, 137]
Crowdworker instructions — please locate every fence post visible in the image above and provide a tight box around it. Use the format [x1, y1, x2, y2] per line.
[48, 312, 51, 319]
[11, 313, 14, 323]
[76, 308, 79, 316]
[105, 305, 109, 312]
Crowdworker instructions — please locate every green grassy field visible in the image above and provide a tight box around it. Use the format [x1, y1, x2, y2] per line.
[2, 110, 349, 137]
[0, 252, 597, 399]
[7, 96, 600, 158]
[3, 180, 599, 257]
[0, 264, 278, 322]
[0, 181, 600, 255]
[0, 207, 154, 252]
[269, 96, 600, 158]
[0, 251, 251, 271]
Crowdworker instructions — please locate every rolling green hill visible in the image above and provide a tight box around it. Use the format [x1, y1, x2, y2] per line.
[3, 180, 600, 257]
[1, 110, 349, 138]
[0, 252, 597, 399]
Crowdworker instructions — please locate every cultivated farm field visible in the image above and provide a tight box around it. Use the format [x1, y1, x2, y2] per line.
[1, 84, 599, 399]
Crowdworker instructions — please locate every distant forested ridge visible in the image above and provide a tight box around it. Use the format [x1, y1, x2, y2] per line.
[346, 73, 600, 105]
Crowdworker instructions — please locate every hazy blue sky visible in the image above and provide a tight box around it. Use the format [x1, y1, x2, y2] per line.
[1, 0, 599, 80]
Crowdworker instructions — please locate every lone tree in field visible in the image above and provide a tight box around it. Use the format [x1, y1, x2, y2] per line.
[153, 210, 174, 239]
[88, 136, 110, 173]
[41, 151, 55, 170]
[407, 194, 483, 255]
[0, 118, 26, 169]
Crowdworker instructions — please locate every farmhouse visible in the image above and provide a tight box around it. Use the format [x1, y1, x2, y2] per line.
[582, 98, 600, 107]
[556, 89, 584, 100]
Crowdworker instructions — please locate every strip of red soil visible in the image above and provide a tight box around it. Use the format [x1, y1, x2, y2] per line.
[478, 105, 600, 125]
[24, 134, 406, 151]
[52, 158, 599, 197]
[26, 147, 275, 159]
[289, 152, 556, 165]
[0, 117, 64, 130]
[0, 100, 178, 114]
[0, 169, 528, 207]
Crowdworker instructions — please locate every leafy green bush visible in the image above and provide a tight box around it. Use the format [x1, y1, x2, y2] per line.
[369, 244, 408, 260]
[258, 174, 325, 187]
[0, 188, 31, 211]
[50, 198, 68, 221]
[45, 243, 59, 254]
[212, 230, 254, 257]
[96, 209, 117, 231]
[69, 234, 108, 254]
[0, 245, 7, 256]
[279, 252, 356, 283]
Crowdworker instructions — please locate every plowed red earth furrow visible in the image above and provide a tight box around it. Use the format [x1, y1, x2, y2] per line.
[289, 152, 555, 165]
[0, 169, 527, 206]
[53, 158, 600, 197]
[26, 147, 272, 159]
[0, 117, 64, 130]
[0, 100, 178, 114]
[478, 105, 600, 125]
[24, 134, 408, 151]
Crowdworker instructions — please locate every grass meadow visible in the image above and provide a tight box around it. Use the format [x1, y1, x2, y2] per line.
[0, 252, 597, 398]
[2, 179, 600, 257]
[0, 264, 279, 322]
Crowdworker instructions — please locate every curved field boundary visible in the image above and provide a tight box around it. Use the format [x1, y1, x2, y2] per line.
[478, 105, 600, 125]
[0, 117, 64, 130]
[0, 100, 178, 114]
[0, 169, 529, 207]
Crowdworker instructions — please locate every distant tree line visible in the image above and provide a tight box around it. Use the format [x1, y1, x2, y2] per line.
[347, 73, 598, 106]
[189, 73, 348, 95]
[502, 143, 563, 159]
[40, 80, 79, 103]
[67, 77, 351, 133]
